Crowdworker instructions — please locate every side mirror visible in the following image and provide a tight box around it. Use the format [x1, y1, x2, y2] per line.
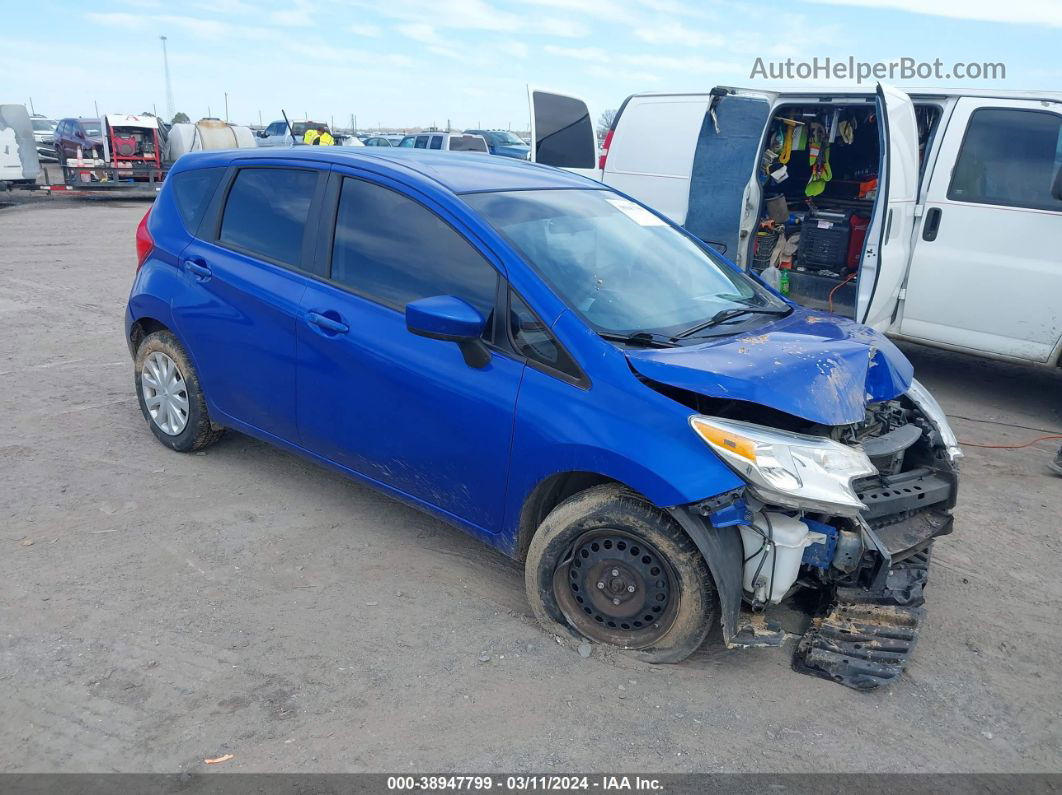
[406, 295, 491, 368]
[256, 130, 268, 138]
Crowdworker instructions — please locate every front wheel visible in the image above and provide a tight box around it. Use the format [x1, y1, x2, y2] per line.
[525, 484, 717, 664]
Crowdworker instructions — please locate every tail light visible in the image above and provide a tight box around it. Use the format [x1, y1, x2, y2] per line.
[598, 127, 614, 171]
[135, 207, 154, 269]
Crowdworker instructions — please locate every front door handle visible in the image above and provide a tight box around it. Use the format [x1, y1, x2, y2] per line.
[922, 207, 942, 242]
[183, 257, 212, 280]
[306, 311, 349, 335]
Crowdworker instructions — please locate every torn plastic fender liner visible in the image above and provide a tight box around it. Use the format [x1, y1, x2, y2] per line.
[666, 505, 743, 646]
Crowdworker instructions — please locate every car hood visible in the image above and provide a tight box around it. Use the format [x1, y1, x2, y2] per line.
[624, 310, 914, 426]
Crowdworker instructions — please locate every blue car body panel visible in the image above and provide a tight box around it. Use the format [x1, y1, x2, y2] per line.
[126, 147, 914, 560]
[625, 311, 914, 426]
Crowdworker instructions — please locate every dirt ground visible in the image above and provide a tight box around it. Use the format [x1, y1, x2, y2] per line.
[1, 199, 1060, 774]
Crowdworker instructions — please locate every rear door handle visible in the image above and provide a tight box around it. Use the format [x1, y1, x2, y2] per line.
[922, 207, 942, 242]
[183, 257, 212, 280]
[306, 311, 349, 335]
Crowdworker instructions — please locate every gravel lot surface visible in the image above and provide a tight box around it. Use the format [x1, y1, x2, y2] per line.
[2, 200, 1060, 773]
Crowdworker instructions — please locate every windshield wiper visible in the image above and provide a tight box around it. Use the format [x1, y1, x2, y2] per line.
[598, 331, 679, 348]
[672, 305, 790, 340]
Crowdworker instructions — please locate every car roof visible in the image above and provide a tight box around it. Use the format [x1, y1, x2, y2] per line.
[178, 147, 601, 193]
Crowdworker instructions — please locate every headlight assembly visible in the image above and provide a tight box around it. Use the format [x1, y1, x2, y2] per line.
[906, 379, 963, 464]
[690, 416, 876, 516]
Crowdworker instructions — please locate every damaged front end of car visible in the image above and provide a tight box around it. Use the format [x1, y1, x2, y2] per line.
[685, 383, 961, 689]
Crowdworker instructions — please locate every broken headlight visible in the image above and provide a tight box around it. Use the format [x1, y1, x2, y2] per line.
[906, 379, 963, 464]
[690, 416, 876, 516]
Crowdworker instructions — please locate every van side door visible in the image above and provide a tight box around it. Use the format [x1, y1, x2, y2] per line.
[527, 87, 600, 180]
[855, 82, 921, 330]
[899, 97, 1062, 362]
[295, 169, 524, 536]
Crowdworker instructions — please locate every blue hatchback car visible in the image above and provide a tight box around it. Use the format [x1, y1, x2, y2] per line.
[127, 148, 961, 686]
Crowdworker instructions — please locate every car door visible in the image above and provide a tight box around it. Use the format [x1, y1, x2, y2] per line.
[527, 87, 600, 180]
[296, 169, 523, 533]
[855, 82, 921, 330]
[899, 97, 1062, 361]
[171, 161, 326, 442]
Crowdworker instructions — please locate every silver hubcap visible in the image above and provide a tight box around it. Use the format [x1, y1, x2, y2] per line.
[141, 351, 189, 435]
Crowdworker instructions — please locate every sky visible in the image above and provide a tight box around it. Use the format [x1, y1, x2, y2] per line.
[3, 0, 1059, 130]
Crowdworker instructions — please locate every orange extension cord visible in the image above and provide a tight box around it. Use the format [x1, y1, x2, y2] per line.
[828, 272, 856, 314]
[960, 434, 1062, 449]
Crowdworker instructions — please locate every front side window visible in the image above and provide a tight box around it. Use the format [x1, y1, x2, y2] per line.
[414, 136, 428, 149]
[948, 108, 1062, 212]
[464, 189, 787, 338]
[398, 136, 415, 148]
[219, 168, 318, 267]
[330, 178, 497, 317]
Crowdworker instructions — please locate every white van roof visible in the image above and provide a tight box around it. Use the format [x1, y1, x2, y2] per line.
[623, 87, 1062, 103]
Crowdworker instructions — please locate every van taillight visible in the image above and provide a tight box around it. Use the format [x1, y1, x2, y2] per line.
[598, 128, 614, 170]
[135, 208, 154, 269]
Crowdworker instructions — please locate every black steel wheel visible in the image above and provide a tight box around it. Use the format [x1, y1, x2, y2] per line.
[554, 529, 679, 648]
[525, 484, 717, 663]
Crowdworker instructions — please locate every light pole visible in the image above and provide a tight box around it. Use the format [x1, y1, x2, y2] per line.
[160, 35, 175, 122]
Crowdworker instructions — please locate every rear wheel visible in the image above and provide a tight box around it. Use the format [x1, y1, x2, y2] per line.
[134, 330, 223, 452]
[525, 484, 717, 663]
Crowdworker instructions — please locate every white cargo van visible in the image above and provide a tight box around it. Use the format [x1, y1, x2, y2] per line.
[528, 86, 1062, 367]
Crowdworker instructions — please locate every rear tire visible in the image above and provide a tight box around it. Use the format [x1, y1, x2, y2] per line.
[525, 484, 717, 664]
[134, 330, 223, 452]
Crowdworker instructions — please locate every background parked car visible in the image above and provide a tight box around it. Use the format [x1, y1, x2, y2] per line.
[31, 116, 58, 161]
[396, 132, 488, 153]
[464, 129, 531, 159]
[361, 136, 394, 147]
[256, 120, 362, 147]
[53, 117, 103, 162]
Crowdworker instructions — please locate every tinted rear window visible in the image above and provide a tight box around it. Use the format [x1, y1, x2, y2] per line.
[170, 167, 223, 233]
[450, 135, 487, 152]
[219, 168, 318, 267]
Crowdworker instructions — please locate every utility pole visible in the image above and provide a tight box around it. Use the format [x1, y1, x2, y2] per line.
[28, 97, 35, 115]
[94, 100, 100, 118]
[259, 110, 263, 126]
[224, 92, 229, 122]
[351, 114, 355, 134]
[160, 35, 175, 121]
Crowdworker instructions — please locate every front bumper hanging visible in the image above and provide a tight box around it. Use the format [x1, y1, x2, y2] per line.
[793, 549, 932, 690]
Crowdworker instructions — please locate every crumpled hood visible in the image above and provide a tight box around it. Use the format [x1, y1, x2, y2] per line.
[625, 310, 914, 426]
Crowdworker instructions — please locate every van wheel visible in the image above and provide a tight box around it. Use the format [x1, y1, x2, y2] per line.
[525, 484, 716, 663]
[134, 330, 223, 452]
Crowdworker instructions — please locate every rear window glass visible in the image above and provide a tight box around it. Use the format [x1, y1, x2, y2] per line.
[170, 167, 223, 233]
[450, 135, 487, 152]
[220, 168, 318, 267]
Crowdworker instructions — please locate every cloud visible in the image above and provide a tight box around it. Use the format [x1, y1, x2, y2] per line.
[806, 0, 1062, 27]
[395, 22, 446, 45]
[543, 44, 610, 62]
[349, 23, 381, 37]
[364, 0, 589, 37]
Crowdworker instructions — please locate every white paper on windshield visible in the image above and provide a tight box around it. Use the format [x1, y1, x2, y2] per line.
[606, 198, 666, 226]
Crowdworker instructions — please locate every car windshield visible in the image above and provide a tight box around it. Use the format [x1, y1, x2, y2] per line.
[82, 121, 102, 137]
[464, 189, 788, 338]
[488, 131, 525, 146]
[33, 119, 57, 132]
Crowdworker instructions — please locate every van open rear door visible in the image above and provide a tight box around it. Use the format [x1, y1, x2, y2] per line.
[527, 87, 600, 180]
[856, 82, 920, 330]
